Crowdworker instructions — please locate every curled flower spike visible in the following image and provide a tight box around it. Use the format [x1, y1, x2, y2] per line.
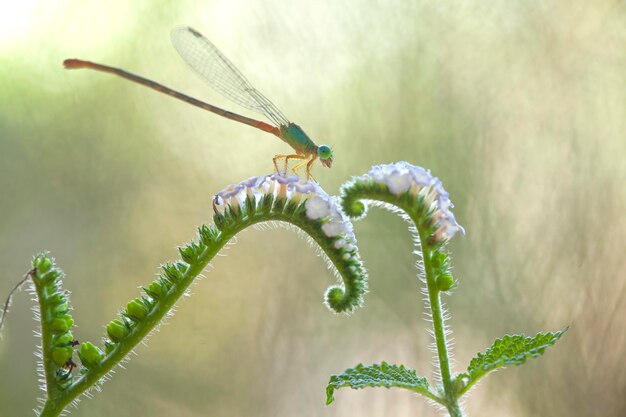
[342, 161, 464, 245]
[328, 162, 468, 415]
[211, 173, 366, 313]
[7, 172, 368, 417]
[213, 173, 358, 242]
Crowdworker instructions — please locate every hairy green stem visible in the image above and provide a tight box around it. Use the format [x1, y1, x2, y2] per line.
[336, 183, 463, 417]
[37, 205, 364, 417]
[33, 269, 65, 417]
[40, 247, 218, 416]
[416, 218, 463, 417]
[340, 183, 464, 416]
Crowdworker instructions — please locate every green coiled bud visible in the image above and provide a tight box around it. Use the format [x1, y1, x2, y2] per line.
[437, 273, 455, 291]
[162, 262, 188, 283]
[144, 280, 165, 299]
[106, 319, 129, 342]
[47, 291, 67, 305]
[35, 255, 52, 274]
[178, 241, 205, 264]
[198, 224, 219, 246]
[54, 332, 74, 347]
[431, 251, 449, 269]
[51, 315, 74, 333]
[126, 298, 149, 321]
[78, 342, 104, 368]
[52, 346, 74, 366]
[52, 301, 69, 315]
[39, 270, 62, 285]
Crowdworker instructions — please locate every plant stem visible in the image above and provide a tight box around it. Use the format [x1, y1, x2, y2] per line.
[38, 226, 238, 417]
[38, 206, 365, 416]
[32, 267, 65, 417]
[419, 228, 463, 417]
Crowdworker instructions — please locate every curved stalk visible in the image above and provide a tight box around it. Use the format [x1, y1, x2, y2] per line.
[29, 174, 368, 417]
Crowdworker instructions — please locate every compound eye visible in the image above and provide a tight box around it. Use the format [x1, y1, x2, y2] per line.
[318, 145, 332, 159]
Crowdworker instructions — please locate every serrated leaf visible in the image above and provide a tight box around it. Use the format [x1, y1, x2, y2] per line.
[460, 327, 567, 394]
[326, 362, 430, 405]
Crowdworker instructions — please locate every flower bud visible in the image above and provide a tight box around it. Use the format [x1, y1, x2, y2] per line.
[126, 299, 149, 321]
[54, 332, 74, 347]
[52, 346, 74, 366]
[78, 342, 104, 368]
[431, 251, 448, 269]
[144, 280, 164, 299]
[39, 270, 61, 285]
[106, 319, 129, 342]
[437, 273, 455, 291]
[51, 315, 74, 333]
[35, 256, 52, 274]
[47, 292, 67, 305]
[198, 224, 219, 246]
[52, 302, 69, 315]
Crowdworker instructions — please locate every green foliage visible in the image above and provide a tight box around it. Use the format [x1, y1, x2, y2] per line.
[457, 328, 568, 395]
[326, 362, 431, 405]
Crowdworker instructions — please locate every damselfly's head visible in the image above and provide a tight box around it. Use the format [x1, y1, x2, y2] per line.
[318, 145, 333, 168]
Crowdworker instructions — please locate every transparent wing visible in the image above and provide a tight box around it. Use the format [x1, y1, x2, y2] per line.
[171, 26, 290, 127]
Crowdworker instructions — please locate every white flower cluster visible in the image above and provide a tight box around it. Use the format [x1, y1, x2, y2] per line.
[365, 162, 465, 241]
[212, 173, 357, 246]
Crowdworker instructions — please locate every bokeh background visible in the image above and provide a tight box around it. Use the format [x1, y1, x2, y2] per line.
[1, 1, 625, 416]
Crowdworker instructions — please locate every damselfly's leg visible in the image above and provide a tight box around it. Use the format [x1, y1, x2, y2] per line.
[284, 154, 307, 174]
[292, 158, 309, 177]
[305, 155, 318, 181]
[293, 154, 318, 180]
[273, 154, 291, 176]
[273, 155, 285, 174]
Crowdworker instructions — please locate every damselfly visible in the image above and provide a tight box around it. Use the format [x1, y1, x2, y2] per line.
[63, 26, 333, 179]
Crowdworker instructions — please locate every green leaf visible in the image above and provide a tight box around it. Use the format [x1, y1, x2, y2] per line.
[326, 362, 431, 405]
[459, 327, 568, 394]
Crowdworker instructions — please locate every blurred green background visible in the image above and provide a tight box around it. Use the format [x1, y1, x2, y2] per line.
[1, 1, 625, 416]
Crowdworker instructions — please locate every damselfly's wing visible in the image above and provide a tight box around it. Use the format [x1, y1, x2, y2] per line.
[171, 26, 290, 127]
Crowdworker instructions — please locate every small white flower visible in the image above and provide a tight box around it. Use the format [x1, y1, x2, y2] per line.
[234, 188, 247, 208]
[212, 172, 358, 245]
[258, 177, 273, 194]
[294, 181, 318, 195]
[306, 195, 331, 220]
[410, 166, 432, 186]
[322, 219, 348, 237]
[241, 176, 263, 189]
[334, 238, 346, 249]
[385, 172, 412, 195]
[274, 174, 300, 185]
[217, 183, 244, 200]
[356, 161, 465, 241]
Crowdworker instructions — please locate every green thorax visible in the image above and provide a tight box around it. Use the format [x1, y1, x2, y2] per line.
[279, 123, 317, 154]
